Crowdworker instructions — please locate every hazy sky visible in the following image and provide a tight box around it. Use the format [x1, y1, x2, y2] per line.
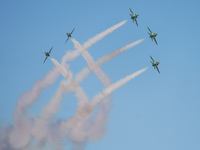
[0, 0, 200, 150]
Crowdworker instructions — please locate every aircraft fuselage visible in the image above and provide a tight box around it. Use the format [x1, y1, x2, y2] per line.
[150, 33, 157, 38]
[67, 33, 72, 37]
[45, 52, 50, 57]
[131, 14, 139, 19]
[152, 62, 159, 66]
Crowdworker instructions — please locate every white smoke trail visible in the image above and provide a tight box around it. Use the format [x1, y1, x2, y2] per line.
[71, 38, 112, 144]
[67, 38, 145, 143]
[30, 58, 90, 144]
[75, 38, 145, 84]
[14, 19, 127, 125]
[96, 38, 145, 66]
[5, 38, 144, 150]
[40, 38, 145, 145]
[1, 21, 147, 148]
[39, 38, 144, 131]
[91, 67, 148, 109]
[72, 38, 111, 86]
[6, 20, 127, 150]
[61, 20, 127, 63]
[58, 68, 148, 142]
[42, 38, 145, 145]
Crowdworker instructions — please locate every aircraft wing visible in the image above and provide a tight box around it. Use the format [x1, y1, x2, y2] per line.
[135, 18, 138, 26]
[71, 28, 75, 34]
[150, 56, 155, 63]
[153, 37, 158, 45]
[156, 65, 160, 73]
[147, 27, 152, 34]
[49, 46, 53, 53]
[65, 37, 69, 44]
[129, 8, 134, 16]
[43, 56, 48, 64]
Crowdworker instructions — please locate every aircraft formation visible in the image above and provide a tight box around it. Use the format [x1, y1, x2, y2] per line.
[43, 8, 160, 73]
[129, 8, 160, 73]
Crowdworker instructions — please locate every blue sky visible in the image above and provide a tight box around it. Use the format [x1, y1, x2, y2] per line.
[0, 0, 200, 150]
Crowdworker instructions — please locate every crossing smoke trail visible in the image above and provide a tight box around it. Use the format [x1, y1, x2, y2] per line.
[30, 38, 145, 149]
[56, 68, 148, 143]
[29, 36, 143, 148]
[38, 39, 145, 127]
[14, 19, 127, 124]
[0, 20, 147, 150]
[16, 38, 144, 149]
[69, 38, 112, 147]
[61, 20, 127, 63]
[91, 67, 148, 109]
[41, 38, 143, 131]
[49, 39, 145, 141]
[2, 20, 127, 150]
[49, 42, 146, 147]
[75, 38, 145, 84]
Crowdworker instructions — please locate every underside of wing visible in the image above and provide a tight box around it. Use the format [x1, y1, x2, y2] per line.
[129, 8, 134, 16]
[71, 28, 75, 34]
[156, 66, 160, 73]
[147, 27, 152, 33]
[150, 56, 155, 62]
[49, 46, 53, 53]
[43, 56, 48, 64]
[153, 37, 158, 45]
[135, 18, 138, 26]
[65, 37, 69, 44]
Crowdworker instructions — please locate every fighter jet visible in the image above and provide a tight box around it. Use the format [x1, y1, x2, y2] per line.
[129, 8, 139, 26]
[43, 46, 53, 64]
[65, 28, 75, 44]
[147, 27, 158, 45]
[150, 56, 160, 73]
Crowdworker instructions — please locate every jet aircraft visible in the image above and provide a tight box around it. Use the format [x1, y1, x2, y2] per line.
[147, 27, 158, 45]
[150, 56, 160, 73]
[129, 8, 139, 26]
[43, 46, 53, 64]
[65, 28, 75, 44]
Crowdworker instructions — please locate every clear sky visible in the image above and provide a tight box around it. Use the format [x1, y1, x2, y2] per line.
[0, 0, 200, 150]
